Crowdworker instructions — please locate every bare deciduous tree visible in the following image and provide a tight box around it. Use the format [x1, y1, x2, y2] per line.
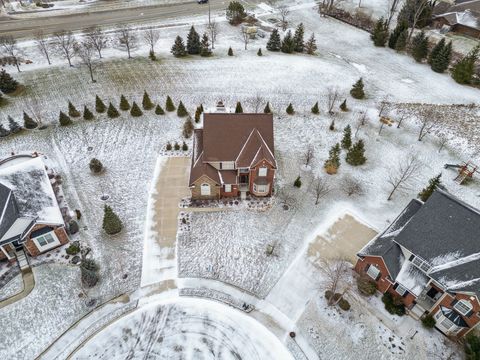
[318, 0, 344, 16]
[207, 20, 219, 49]
[0, 36, 22, 72]
[54, 30, 77, 67]
[378, 95, 389, 117]
[407, 0, 430, 42]
[75, 41, 98, 82]
[84, 26, 108, 59]
[34, 30, 52, 66]
[438, 135, 448, 153]
[318, 257, 351, 306]
[417, 108, 436, 141]
[341, 176, 364, 197]
[278, 5, 290, 30]
[248, 92, 265, 112]
[277, 188, 296, 210]
[303, 145, 315, 167]
[117, 26, 137, 59]
[240, 27, 250, 50]
[386, 0, 401, 27]
[314, 177, 331, 205]
[327, 88, 339, 115]
[396, 112, 406, 128]
[387, 155, 421, 200]
[143, 28, 160, 56]
[24, 96, 44, 127]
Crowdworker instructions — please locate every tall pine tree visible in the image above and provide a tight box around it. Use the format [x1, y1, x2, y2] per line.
[107, 103, 120, 118]
[59, 111, 72, 126]
[8, 116, 22, 133]
[95, 95, 106, 113]
[305, 33, 317, 55]
[83, 106, 94, 120]
[235, 101, 243, 113]
[350, 78, 365, 99]
[411, 31, 429, 62]
[102, 205, 123, 235]
[346, 140, 367, 166]
[0, 69, 19, 94]
[266, 29, 281, 51]
[388, 21, 408, 49]
[264, 102, 272, 113]
[187, 26, 201, 55]
[324, 143, 341, 174]
[166, 96, 176, 111]
[200, 33, 212, 57]
[130, 102, 143, 117]
[428, 38, 446, 65]
[431, 41, 452, 73]
[142, 91, 154, 110]
[171, 36, 187, 57]
[293, 23, 305, 52]
[281, 30, 295, 54]
[451, 45, 479, 84]
[341, 125, 352, 149]
[23, 111, 38, 129]
[0, 123, 10, 137]
[371, 18, 389, 47]
[68, 101, 80, 117]
[418, 173, 442, 201]
[177, 101, 188, 117]
[119, 95, 130, 111]
[395, 30, 408, 52]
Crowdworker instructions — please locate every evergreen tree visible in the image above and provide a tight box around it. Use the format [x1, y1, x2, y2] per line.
[305, 33, 317, 55]
[155, 104, 165, 115]
[350, 78, 365, 99]
[346, 139, 367, 166]
[388, 21, 408, 49]
[149, 50, 156, 61]
[142, 91, 154, 110]
[166, 142, 172, 150]
[130, 102, 143, 117]
[102, 205, 123, 235]
[23, 111, 38, 129]
[83, 106, 94, 120]
[324, 143, 341, 173]
[174, 142, 180, 150]
[340, 99, 348, 111]
[235, 101, 243, 113]
[81, 259, 99, 288]
[286, 103, 294, 115]
[89, 158, 103, 173]
[293, 23, 305, 53]
[431, 41, 452, 73]
[228, 47, 234, 56]
[226, 1, 246, 25]
[418, 173, 442, 202]
[294, 176, 302, 188]
[428, 38, 445, 65]
[266, 29, 281, 51]
[68, 101, 80, 118]
[8, 116, 22, 133]
[95, 95, 106, 113]
[451, 45, 479, 84]
[341, 125, 352, 149]
[171, 36, 187, 57]
[59, 111, 72, 126]
[0, 69, 19, 94]
[411, 31, 429, 62]
[183, 117, 194, 138]
[281, 30, 295, 54]
[200, 33, 212, 57]
[119, 95, 130, 111]
[177, 101, 188, 117]
[182, 141, 188, 151]
[187, 26, 201, 55]
[166, 96, 176, 111]
[0, 123, 10, 137]
[264, 102, 272, 113]
[371, 18, 389, 47]
[194, 105, 203, 122]
[395, 30, 408, 52]
[257, 48, 262, 56]
[107, 103, 120, 118]
[311, 101, 319, 114]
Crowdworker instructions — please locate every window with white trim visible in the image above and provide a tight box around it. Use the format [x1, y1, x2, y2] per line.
[395, 284, 408, 296]
[224, 184, 232, 192]
[253, 184, 268, 194]
[258, 167, 267, 177]
[366, 265, 380, 280]
[454, 299, 473, 316]
[33, 231, 61, 252]
[200, 183, 211, 196]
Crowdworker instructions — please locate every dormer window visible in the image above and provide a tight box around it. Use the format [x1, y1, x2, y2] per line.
[258, 167, 267, 177]
[454, 299, 473, 316]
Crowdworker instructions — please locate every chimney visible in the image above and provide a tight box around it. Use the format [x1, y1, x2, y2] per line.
[216, 101, 226, 112]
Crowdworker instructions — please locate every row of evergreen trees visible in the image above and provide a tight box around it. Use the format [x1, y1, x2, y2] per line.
[371, 17, 480, 84]
[324, 125, 367, 174]
[171, 26, 212, 57]
[266, 24, 317, 55]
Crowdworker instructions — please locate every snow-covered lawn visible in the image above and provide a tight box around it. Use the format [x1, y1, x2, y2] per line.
[73, 297, 293, 360]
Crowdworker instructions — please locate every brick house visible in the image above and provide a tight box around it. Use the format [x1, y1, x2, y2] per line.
[189, 104, 276, 200]
[355, 190, 480, 338]
[0, 157, 68, 262]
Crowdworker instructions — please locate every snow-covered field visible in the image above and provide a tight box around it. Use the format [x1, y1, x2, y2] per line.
[0, 1, 479, 358]
[73, 297, 293, 360]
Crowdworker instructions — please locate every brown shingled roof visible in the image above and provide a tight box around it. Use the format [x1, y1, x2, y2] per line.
[202, 113, 274, 162]
[236, 129, 276, 168]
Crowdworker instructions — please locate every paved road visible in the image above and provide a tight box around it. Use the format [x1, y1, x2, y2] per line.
[0, 0, 254, 40]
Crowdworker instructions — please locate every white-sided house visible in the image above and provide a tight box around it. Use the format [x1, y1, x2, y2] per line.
[0, 157, 69, 262]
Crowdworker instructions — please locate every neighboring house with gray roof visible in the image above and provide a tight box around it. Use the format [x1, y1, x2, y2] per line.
[433, 1, 480, 37]
[355, 190, 480, 338]
[0, 156, 69, 262]
[189, 102, 277, 201]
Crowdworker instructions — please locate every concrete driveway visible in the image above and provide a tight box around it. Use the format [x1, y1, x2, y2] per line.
[141, 156, 190, 287]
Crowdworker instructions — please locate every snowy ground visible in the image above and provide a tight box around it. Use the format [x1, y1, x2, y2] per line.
[0, 1, 478, 358]
[73, 297, 294, 360]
